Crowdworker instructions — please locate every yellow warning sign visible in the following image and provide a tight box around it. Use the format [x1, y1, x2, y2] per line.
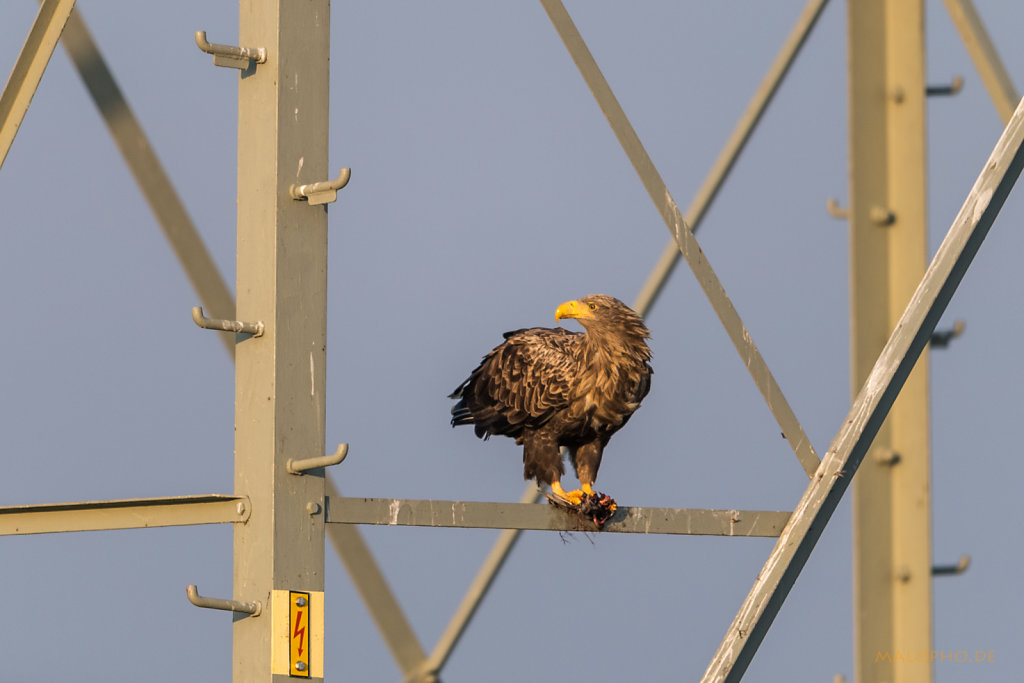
[271, 589, 322, 677]
[289, 591, 311, 678]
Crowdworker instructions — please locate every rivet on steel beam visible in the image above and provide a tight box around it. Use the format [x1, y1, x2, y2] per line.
[826, 197, 849, 220]
[874, 449, 901, 466]
[895, 565, 912, 583]
[930, 319, 966, 348]
[194, 31, 266, 71]
[191, 306, 265, 337]
[932, 554, 970, 576]
[870, 206, 896, 226]
[306, 501, 321, 515]
[287, 443, 348, 475]
[927, 75, 965, 97]
[186, 585, 261, 616]
[290, 168, 351, 206]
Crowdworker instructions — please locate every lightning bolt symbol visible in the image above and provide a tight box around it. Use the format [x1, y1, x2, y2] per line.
[294, 609, 306, 658]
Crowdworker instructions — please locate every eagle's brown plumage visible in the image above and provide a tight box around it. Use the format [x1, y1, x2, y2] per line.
[449, 294, 652, 501]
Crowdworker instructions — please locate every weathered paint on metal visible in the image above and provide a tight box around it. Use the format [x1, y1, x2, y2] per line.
[327, 497, 791, 538]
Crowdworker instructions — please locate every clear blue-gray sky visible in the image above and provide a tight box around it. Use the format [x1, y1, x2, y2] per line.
[1, 2, 1021, 681]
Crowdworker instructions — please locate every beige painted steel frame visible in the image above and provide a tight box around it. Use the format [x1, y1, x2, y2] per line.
[57, 5, 237, 357]
[0, 495, 248, 535]
[0, 0, 76, 168]
[328, 497, 790, 537]
[326, 479, 430, 679]
[416, 4, 834, 676]
[633, 0, 831, 317]
[943, 0, 1019, 125]
[2, 1, 1019, 681]
[702, 94, 1024, 683]
[6, 3, 829, 677]
[229, 1, 331, 680]
[847, 2, 932, 682]
[541, 0, 821, 480]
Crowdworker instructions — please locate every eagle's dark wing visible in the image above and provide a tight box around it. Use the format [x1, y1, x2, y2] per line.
[449, 327, 580, 440]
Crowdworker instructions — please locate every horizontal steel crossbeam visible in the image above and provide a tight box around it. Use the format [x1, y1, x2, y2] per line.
[0, 494, 249, 536]
[326, 497, 790, 537]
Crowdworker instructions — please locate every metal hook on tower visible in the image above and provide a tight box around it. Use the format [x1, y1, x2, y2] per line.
[288, 443, 349, 475]
[826, 197, 849, 220]
[186, 585, 262, 616]
[192, 306, 265, 338]
[290, 168, 351, 206]
[930, 319, 966, 348]
[195, 30, 266, 70]
[927, 75, 964, 97]
[932, 554, 970, 576]
[825, 198, 895, 226]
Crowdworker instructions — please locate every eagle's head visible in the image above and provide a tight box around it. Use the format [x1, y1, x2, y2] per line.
[555, 294, 650, 342]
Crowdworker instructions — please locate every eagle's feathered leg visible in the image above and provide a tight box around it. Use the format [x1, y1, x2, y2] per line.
[544, 441, 604, 505]
[569, 440, 604, 496]
[522, 430, 565, 494]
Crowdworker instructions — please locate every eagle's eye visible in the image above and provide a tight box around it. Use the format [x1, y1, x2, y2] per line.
[588, 302, 597, 311]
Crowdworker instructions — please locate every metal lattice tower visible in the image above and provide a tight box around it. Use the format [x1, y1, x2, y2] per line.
[0, 1, 1019, 681]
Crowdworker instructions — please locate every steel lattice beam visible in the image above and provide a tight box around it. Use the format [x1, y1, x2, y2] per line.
[847, 2, 933, 680]
[429, 3, 833, 676]
[229, 1, 331, 679]
[701, 93, 1024, 683]
[8, 1, 1016, 680]
[325, 478, 430, 680]
[633, 0, 831, 317]
[0, 494, 248, 535]
[327, 497, 791, 538]
[943, 0, 1019, 125]
[0, 0, 76, 168]
[540, 0, 820, 479]
[57, 4, 237, 357]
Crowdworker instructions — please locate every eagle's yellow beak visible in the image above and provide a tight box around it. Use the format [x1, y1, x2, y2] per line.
[555, 299, 593, 322]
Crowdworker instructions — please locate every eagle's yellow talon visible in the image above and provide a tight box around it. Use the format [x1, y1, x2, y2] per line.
[550, 481, 584, 505]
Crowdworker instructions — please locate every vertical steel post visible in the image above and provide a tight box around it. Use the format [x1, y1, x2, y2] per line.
[848, 2, 932, 682]
[233, 1, 330, 680]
